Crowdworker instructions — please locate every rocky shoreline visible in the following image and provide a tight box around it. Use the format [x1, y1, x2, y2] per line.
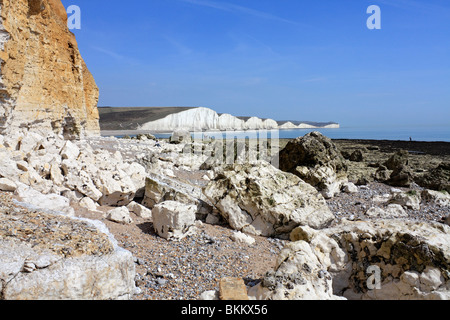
[0, 129, 449, 300]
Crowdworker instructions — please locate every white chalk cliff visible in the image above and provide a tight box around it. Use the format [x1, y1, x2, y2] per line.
[140, 107, 339, 132]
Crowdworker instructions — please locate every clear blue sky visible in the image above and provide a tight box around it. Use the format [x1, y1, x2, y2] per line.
[61, 0, 450, 126]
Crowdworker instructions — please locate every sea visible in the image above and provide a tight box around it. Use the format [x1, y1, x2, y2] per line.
[152, 124, 450, 142]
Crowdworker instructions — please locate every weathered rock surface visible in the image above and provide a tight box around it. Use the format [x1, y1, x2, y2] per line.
[415, 162, 450, 193]
[0, 0, 100, 138]
[152, 201, 197, 241]
[250, 219, 450, 300]
[278, 131, 348, 199]
[384, 150, 409, 170]
[203, 161, 334, 238]
[0, 199, 136, 300]
[248, 240, 343, 300]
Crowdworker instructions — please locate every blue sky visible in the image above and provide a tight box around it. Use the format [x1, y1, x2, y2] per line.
[61, 0, 450, 126]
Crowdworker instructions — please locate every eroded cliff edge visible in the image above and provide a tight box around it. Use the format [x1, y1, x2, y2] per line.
[0, 0, 100, 139]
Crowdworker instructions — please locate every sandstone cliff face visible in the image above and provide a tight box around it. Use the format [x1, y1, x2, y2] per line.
[0, 0, 100, 139]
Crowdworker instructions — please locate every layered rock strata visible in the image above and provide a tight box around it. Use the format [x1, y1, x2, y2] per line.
[0, 0, 100, 139]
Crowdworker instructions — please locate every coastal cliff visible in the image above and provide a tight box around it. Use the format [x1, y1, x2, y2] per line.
[138, 107, 339, 132]
[0, 0, 100, 138]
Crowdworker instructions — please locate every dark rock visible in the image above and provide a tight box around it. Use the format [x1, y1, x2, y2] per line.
[387, 165, 414, 187]
[277, 132, 348, 198]
[415, 162, 450, 193]
[279, 132, 347, 174]
[349, 150, 364, 162]
[384, 150, 409, 170]
[278, 131, 348, 189]
[373, 165, 391, 182]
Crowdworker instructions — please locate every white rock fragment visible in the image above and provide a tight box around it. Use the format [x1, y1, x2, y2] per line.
[342, 182, 358, 194]
[107, 206, 133, 224]
[0, 178, 17, 192]
[127, 201, 152, 219]
[79, 197, 99, 211]
[365, 204, 408, 218]
[60, 140, 80, 160]
[230, 231, 256, 246]
[15, 183, 74, 216]
[152, 201, 197, 241]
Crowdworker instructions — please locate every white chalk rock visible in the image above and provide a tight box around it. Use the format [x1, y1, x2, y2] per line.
[127, 201, 152, 219]
[230, 231, 256, 246]
[0, 178, 17, 192]
[107, 207, 133, 224]
[152, 201, 197, 241]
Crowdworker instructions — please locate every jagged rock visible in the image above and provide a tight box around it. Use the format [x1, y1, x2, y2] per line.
[65, 170, 103, 202]
[17, 132, 45, 153]
[95, 170, 136, 207]
[230, 231, 255, 246]
[387, 165, 414, 187]
[142, 175, 201, 209]
[79, 197, 99, 212]
[384, 150, 409, 170]
[389, 191, 421, 210]
[278, 131, 348, 199]
[250, 219, 450, 300]
[349, 149, 364, 162]
[373, 165, 391, 183]
[60, 140, 80, 160]
[415, 162, 450, 193]
[421, 189, 450, 207]
[0, 0, 100, 138]
[169, 129, 192, 144]
[248, 240, 343, 300]
[152, 201, 197, 241]
[203, 161, 334, 238]
[341, 182, 358, 194]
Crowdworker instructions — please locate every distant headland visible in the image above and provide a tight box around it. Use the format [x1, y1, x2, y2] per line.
[98, 106, 339, 132]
